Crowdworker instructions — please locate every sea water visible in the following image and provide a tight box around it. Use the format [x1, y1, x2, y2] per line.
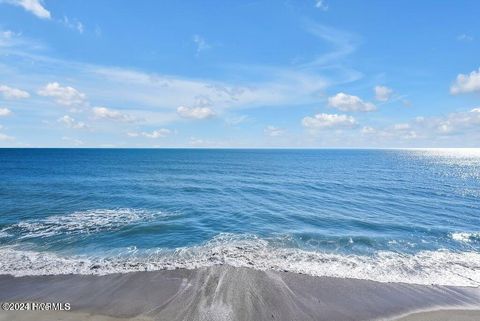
[0, 148, 479, 286]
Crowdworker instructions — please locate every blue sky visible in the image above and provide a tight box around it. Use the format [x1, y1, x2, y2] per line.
[0, 0, 479, 147]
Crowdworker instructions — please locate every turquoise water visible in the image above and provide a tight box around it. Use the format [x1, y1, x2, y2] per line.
[0, 149, 479, 285]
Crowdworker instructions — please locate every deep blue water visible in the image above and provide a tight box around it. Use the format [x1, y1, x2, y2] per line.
[0, 149, 479, 285]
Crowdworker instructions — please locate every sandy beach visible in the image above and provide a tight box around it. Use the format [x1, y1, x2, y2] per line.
[0, 266, 479, 321]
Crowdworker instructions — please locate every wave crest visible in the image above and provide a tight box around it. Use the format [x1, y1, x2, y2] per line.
[1, 208, 163, 239]
[1, 234, 479, 286]
[451, 232, 480, 243]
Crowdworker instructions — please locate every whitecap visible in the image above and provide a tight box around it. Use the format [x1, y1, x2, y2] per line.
[451, 232, 480, 243]
[8, 208, 165, 239]
[0, 230, 12, 238]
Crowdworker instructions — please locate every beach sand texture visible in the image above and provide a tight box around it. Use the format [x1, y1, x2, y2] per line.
[1, 266, 479, 321]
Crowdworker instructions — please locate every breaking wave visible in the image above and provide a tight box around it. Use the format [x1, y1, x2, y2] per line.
[451, 232, 480, 244]
[0, 208, 165, 239]
[1, 234, 479, 287]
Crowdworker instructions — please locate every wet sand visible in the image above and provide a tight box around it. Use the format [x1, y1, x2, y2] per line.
[0, 266, 479, 321]
[394, 309, 480, 321]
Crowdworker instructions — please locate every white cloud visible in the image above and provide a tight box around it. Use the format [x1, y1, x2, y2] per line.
[92, 107, 136, 122]
[38, 82, 86, 106]
[142, 129, 171, 138]
[399, 131, 417, 139]
[177, 106, 215, 119]
[0, 84, 30, 99]
[193, 35, 210, 54]
[302, 113, 357, 129]
[437, 123, 452, 134]
[450, 68, 480, 94]
[128, 128, 171, 139]
[20, 56, 331, 117]
[0, 21, 361, 133]
[3, 0, 51, 19]
[264, 125, 284, 137]
[415, 116, 425, 123]
[328, 92, 376, 112]
[57, 115, 87, 129]
[361, 124, 418, 141]
[365, 122, 416, 140]
[0, 107, 12, 116]
[433, 108, 480, 134]
[393, 123, 410, 130]
[0, 132, 14, 141]
[374, 85, 393, 102]
[315, 0, 328, 10]
[387, 123, 417, 139]
[371, 108, 480, 141]
[361, 126, 376, 134]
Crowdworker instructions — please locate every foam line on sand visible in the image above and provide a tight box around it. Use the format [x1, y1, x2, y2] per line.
[0, 266, 479, 321]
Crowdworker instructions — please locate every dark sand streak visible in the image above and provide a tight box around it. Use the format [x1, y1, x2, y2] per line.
[0, 266, 479, 321]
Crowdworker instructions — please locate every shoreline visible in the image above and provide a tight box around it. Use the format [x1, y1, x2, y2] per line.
[394, 309, 480, 321]
[0, 266, 479, 321]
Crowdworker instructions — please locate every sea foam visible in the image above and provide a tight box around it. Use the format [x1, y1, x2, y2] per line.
[1, 233, 479, 287]
[451, 232, 480, 243]
[1, 208, 163, 239]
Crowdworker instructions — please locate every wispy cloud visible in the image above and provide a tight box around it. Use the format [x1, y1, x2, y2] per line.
[0, 21, 385, 147]
[92, 107, 137, 122]
[57, 115, 88, 129]
[264, 125, 284, 137]
[314, 0, 328, 11]
[361, 108, 480, 143]
[303, 23, 359, 67]
[2, 0, 51, 19]
[457, 34, 474, 42]
[128, 128, 171, 139]
[225, 115, 248, 126]
[0, 84, 30, 99]
[193, 35, 211, 55]
[0, 29, 44, 50]
[61, 136, 84, 146]
[0, 30, 15, 47]
[0, 23, 360, 120]
[87, 65, 329, 113]
[0, 132, 15, 141]
[62, 16, 84, 34]
[2, 1, 87, 34]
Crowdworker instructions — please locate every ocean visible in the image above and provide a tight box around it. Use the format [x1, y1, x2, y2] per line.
[0, 148, 479, 286]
